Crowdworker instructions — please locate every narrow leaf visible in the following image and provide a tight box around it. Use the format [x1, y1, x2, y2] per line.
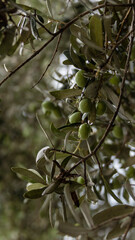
[11, 167, 45, 184]
[24, 188, 46, 199]
[42, 179, 61, 195]
[50, 89, 81, 99]
[93, 205, 134, 225]
[102, 176, 122, 204]
[64, 184, 81, 223]
[89, 15, 103, 48]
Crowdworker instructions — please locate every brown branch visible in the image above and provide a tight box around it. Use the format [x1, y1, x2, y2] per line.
[50, 148, 82, 159]
[0, 3, 105, 87]
[1, 2, 135, 87]
[32, 33, 62, 88]
[67, 2, 135, 175]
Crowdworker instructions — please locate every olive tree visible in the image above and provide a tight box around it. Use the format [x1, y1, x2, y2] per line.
[1, 0, 135, 239]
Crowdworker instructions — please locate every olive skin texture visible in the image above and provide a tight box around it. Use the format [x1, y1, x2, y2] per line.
[79, 98, 92, 113]
[78, 123, 91, 140]
[69, 112, 82, 124]
[112, 126, 123, 139]
[96, 101, 106, 115]
[109, 75, 120, 86]
[75, 70, 87, 88]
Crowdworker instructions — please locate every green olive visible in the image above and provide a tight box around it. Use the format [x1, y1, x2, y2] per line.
[75, 70, 87, 88]
[79, 98, 92, 113]
[42, 101, 55, 113]
[76, 176, 85, 184]
[96, 101, 106, 115]
[69, 112, 82, 124]
[78, 123, 91, 140]
[109, 75, 120, 86]
[112, 125, 123, 139]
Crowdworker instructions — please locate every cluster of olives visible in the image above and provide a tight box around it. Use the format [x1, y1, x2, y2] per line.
[42, 101, 62, 119]
[67, 70, 107, 140]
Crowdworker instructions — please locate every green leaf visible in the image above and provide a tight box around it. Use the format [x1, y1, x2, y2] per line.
[42, 179, 61, 195]
[89, 15, 103, 48]
[64, 184, 81, 223]
[24, 188, 46, 199]
[50, 123, 65, 138]
[58, 222, 89, 237]
[86, 186, 98, 203]
[106, 224, 129, 240]
[11, 167, 45, 184]
[70, 47, 84, 69]
[46, 0, 53, 17]
[30, 16, 40, 40]
[50, 89, 81, 99]
[102, 176, 122, 204]
[26, 183, 46, 191]
[124, 180, 135, 201]
[80, 200, 94, 228]
[122, 156, 135, 168]
[93, 205, 134, 225]
[61, 156, 72, 168]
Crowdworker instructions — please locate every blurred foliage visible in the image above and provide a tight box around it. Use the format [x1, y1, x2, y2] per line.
[1, 0, 135, 240]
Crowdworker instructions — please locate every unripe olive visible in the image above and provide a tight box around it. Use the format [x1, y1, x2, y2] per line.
[42, 101, 55, 113]
[76, 176, 85, 184]
[79, 98, 92, 113]
[96, 101, 106, 115]
[78, 123, 91, 140]
[109, 75, 120, 86]
[112, 125, 123, 139]
[75, 70, 87, 88]
[69, 112, 82, 124]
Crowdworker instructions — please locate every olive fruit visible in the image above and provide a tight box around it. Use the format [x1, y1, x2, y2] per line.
[112, 125, 123, 139]
[109, 75, 120, 86]
[79, 98, 92, 113]
[96, 101, 106, 115]
[78, 123, 91, 140]
[75, 70, 87, 88]
[42, 101, 55, 113]
[76, 176, 85, 184]
[69, 112, 82, 124]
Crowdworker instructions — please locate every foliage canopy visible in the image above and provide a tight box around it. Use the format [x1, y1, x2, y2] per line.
[1, 0, 135, 239]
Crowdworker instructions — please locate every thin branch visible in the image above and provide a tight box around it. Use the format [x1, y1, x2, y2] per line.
[0, 3, 104, 87]
[51, 148, 82, 159]
[32, 33, 62, 87]
[67, 2, 135, 174]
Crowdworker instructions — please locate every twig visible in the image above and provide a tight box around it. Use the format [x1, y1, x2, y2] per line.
[32, 33, 62, 87]
[67, 1, 135, 174]
[51, 148, 82, 159]
[0, 3, 105, 87]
